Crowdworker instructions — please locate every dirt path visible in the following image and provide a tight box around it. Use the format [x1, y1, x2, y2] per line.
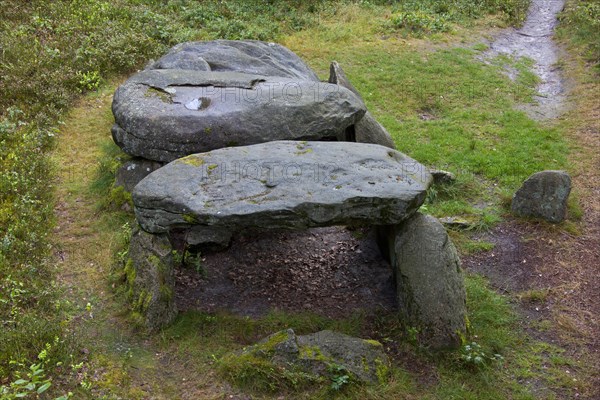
[51, 89, 222, 399]
[484, 0, 567, 120]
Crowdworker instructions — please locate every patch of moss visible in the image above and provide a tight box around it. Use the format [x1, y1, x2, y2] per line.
[182, 213, 199, 224]
[361, 356, 370, 374]
[147, 254, 161, 268]
[177, 155, 204, 167]
[144, 87, 173, 103]
[264, 330, 291, 348]
[147, 253, 169, 274]
[374, 358, 389, 384]
[295, 148, 313, 155]
[298, 345, 331, 363]
[159, 284, 173, 302]
[363, 339, 383, 347]
[207, 164, 218, 174]
[101, 185, 133, 210]
[124, 258, 136, 288]
[134, 290, 152, 312]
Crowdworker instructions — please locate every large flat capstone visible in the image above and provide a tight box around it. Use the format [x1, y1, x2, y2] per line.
[112, 69, 365, 162]
[133, 141, 432, 240]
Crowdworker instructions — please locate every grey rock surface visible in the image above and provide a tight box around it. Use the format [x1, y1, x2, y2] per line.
[127, 226, 177, 330]
[112, 69, 366, 162]
[511, 170, 571, 223]
[328, 61, 396, 149]
[115, 159, 164, 192]
[354, 111, 397, 149]
[227, 329, 389, 384]
[150, 40, 320, 81]
[132, 141, 432, 238]
[380, 212, 467, 349]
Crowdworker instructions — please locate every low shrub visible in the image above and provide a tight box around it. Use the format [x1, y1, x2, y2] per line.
[558, 0, 600, 71]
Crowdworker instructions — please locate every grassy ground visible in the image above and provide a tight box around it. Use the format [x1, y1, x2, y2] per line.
[2, 0, 598, 399]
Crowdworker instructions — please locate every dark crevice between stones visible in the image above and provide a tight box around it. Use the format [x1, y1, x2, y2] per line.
[345, 124, 356, 142]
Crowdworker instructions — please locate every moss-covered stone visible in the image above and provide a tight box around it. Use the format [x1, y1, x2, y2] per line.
[218, 329, 389, 393]
[126, 225, 177, 330]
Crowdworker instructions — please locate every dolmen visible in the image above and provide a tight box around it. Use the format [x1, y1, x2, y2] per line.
[113, 40, 467, 349]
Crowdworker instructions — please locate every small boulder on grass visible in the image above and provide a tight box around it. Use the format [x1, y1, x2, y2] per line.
[430, 169, 456, 185]
[218, 329, 389, 393]
[511, 170, 571, 223]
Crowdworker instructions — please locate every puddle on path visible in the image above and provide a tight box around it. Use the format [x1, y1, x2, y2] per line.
[484, 0, 567, 120]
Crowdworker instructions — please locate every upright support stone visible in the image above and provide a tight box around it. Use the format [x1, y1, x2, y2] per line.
[126, 226, 177, 330]
[379, 213, 467, 349]
[328, 61, 396, 149]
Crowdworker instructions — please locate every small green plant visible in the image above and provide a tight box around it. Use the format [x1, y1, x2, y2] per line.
[0, 341, 73, 400]
[172, 249, 205, 276]
[1, 363, 52, 399]
[76, 70, 101, 93]
[460, 341, 504, 368]
[390, 11, 451, 34]
[186, 251, 205, 276]
[330, 368, 350, 391]
[406, 326, 420, 346]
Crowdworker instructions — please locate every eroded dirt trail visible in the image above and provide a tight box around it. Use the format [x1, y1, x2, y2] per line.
[485, 0, 567, 119]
